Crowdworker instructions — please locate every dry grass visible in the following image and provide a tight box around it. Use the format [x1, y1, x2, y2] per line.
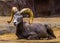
[0, 16, 60, 43]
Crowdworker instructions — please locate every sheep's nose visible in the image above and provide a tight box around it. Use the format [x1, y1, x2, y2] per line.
[14, 22, 16, 26]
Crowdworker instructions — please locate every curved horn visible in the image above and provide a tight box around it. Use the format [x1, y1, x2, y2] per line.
[20, 8, 34, 24]
[7, 10, 14, 23]
[7, 7, 17, 23]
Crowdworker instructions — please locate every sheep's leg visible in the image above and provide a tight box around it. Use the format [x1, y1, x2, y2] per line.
[45, 24, 56, 39]
[27, 35, 39, 40]
[47, 29, 56, 39]
[27, 32, 39, 40]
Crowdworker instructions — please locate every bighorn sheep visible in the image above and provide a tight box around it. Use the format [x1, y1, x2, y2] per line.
[7, 7, 56, 40]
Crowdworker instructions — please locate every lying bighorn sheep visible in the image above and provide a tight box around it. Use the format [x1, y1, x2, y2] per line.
[7, 7, 56, 39]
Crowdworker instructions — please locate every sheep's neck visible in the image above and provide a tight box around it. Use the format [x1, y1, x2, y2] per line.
[17, 21, 25, 33]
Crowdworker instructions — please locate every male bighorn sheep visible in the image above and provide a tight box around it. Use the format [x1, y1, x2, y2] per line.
[7, 7, 56, 40]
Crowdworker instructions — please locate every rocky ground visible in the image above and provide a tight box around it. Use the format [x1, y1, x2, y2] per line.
[0, 16, 60, 43]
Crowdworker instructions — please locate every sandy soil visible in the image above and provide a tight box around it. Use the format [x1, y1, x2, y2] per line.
[0, 16, 60, 43]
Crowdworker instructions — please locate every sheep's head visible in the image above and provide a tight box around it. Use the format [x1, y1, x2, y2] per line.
[13, 12, 23, 26]
[7, 7, 34, 25]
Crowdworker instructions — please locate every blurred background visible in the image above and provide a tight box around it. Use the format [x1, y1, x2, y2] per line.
[0, 0, 60, 43]
[0, 0, 60, 17]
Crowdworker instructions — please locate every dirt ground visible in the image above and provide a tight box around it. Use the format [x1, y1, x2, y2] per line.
[0, 16, 60, 43]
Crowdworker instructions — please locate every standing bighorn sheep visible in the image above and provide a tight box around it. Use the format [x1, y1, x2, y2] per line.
[7, 7, 56, 40]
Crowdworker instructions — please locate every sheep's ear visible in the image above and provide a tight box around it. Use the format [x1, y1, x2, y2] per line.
[20, 8, 34, 24]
